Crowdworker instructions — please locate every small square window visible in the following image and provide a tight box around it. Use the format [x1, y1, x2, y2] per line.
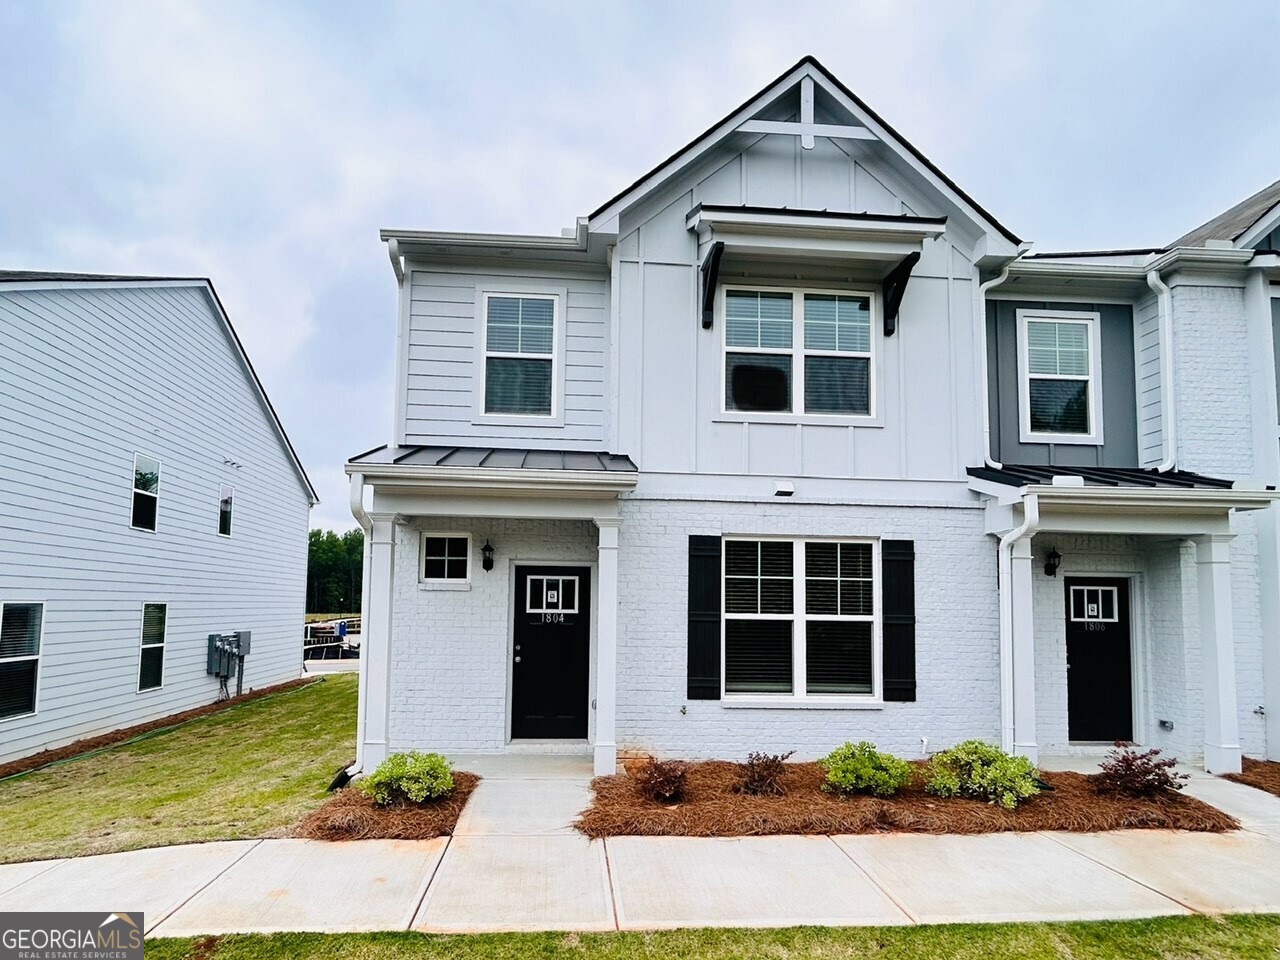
[422, 535, 470, 581]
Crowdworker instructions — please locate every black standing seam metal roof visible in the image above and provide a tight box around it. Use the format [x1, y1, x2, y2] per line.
[967, 464, 1242, 490]
[349, 445, 637, 472]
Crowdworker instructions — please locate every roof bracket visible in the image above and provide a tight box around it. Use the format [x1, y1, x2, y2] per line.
[700, 241, 725, 329]
[881, 251, 920, 337]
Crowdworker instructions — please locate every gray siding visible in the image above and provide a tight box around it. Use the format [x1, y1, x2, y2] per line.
[402, 265, 609, 449]
[1135, 292, 1163, 466]
[986, 300, 1139, 467]
[0, 283, 311, 763]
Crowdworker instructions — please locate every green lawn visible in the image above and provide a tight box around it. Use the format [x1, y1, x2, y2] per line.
[0, 674, 357, 864]
[144, 916, 1280, 960]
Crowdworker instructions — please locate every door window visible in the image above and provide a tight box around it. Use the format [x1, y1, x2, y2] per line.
[527, 575, 578, 614]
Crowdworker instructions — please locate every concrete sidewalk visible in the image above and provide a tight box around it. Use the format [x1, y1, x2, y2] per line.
[2, 756, 1279, 935]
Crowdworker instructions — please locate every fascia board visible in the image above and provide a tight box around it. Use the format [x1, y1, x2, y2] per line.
[1023, 484, 1280, 513]
[344, 462, 638, 495]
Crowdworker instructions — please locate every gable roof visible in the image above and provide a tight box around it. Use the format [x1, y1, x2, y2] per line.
[0, 270, 318, 504]
[1169, 177, 1280, 248]
[588, 56, 1021, 246]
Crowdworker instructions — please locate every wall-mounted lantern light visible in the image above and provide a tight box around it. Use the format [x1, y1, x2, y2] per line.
[481, 539, 495, 572]
[1044, 546, 1062, 578]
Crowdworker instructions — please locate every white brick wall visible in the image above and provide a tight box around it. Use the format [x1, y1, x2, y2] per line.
[387, 517, 597, 753]
[613, 497, 1000, 760]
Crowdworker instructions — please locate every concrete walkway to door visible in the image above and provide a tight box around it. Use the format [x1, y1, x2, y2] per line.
[3, 754, 1280, 935]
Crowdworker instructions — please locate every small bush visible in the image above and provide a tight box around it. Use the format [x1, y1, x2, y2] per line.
[1095, 742, 1189, 797]
[636, 758, 687, 803]
[359, 751, 455, 806]
[820, 741, 914, 797]
[735, 750, 795, 796]
[926, 740, 1041, 810]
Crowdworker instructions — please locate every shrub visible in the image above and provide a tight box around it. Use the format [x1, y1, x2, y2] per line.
[636, 758, 687, 803]
[359, 751, 455, 806]
[926, 740, 1041, 810]
[735, 750, 795, 796]
[820, 741, 914, 797]
[1095, 742, 1188, 797]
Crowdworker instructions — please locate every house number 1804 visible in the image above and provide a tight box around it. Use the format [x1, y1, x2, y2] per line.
[543, 613, 565, 623]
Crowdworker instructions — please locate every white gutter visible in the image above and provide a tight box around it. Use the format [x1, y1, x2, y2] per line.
[348, 472, 371, 773]
[978, 262, 1016, 469]
[1145, 268, 1176, 472]
[996, 493, 1039, 753]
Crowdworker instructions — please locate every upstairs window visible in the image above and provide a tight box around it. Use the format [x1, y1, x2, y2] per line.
[724, 288, 875, 417]
[218, 484, 234, 537]
[483, 295, 556, 416]
[138, 602, 167, 691]
[131, 454, 161, 531]
[723, 538, 879, 698]
[0, 602, 42, 720]
[1018, 310, 1102, 443]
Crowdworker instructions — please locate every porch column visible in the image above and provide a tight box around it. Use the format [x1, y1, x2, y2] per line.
[360, 513, 398, 770]
[1194, 534, 1242, 774]
[1010, 538, 1038, 761]
[593, 517, 622, 776]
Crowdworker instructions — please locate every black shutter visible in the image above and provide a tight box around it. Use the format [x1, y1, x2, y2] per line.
[881, 540, 916, 702]
[687, 535, 722, 700]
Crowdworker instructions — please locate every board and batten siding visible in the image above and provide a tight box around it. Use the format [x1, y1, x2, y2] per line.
[985, 299, 1139, 467]
[401, 266, 609, 449]
[0, 283, 310, 764]
[611, 133, 984, 483]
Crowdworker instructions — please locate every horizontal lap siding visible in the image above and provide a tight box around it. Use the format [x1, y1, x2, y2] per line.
[404, 268, 609, 447]
[1135, 293, 1163, 467]
[0, 285, 310, 763]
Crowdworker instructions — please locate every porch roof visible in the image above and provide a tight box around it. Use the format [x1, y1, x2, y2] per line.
[349, 444, 636, 473]
[967, 464, 1242, 491]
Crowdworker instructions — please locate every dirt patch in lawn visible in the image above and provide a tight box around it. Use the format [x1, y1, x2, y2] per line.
[576, 761, 1237, 838]
[1226, 757, 1280, 799]
[294, 772, 480, 840]
[0, 678, 319, 781]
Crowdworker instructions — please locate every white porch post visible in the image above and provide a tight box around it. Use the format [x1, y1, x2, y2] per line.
[1194, 534, 1242, 774]
[360, 513, 398, 770]
[593, 517, 622, 776]
[1010, 538, 1038, 761]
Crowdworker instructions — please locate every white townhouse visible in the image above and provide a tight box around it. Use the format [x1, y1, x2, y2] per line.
[0, 272, 317, 764]
[348, 58, 1280, 777]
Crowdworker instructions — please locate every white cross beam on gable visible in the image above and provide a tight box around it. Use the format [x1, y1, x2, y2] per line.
[736, 76, 877, 150]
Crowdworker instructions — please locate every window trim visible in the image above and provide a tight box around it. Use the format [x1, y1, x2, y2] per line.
[218, 484, 234, 538]
[130, 452, 162, 533]
[720, 536, 882, 703]
[474, 288, 567, 427]
[0, 600, 44, 722]
[137, 601, 168, 694]
[419, 532, 472, 587]
[718, 284, 880, 423]
[1016, 309, 1104, 445]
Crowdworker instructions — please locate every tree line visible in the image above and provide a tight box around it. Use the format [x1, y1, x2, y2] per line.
[307, 528, 363, 614]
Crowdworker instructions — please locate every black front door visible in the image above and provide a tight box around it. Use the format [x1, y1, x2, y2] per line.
[1065, 577, 1133, 742]
[511, 565, 591, 739]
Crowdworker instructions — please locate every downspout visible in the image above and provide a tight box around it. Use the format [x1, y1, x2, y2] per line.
[978, 263, 1016, 469]
[997, 493, 1039, 753]
[349, 472, 372, 773]
[1146, 268, 1177, 472]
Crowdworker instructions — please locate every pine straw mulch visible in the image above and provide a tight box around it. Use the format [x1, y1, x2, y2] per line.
[1226, 757, 1280, 799]
[294, 771, 480, 841]
[575, 761, 1237, 838]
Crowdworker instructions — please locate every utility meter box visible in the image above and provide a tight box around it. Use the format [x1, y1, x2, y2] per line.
[207, 631, 252, 679]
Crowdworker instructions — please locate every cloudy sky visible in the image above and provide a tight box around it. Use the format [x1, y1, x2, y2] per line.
[3, 0, 1278, 529]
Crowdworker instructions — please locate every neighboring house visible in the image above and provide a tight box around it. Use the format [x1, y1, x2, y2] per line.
[0, 272, 317, 764]
[348, 57, 1280, 777]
